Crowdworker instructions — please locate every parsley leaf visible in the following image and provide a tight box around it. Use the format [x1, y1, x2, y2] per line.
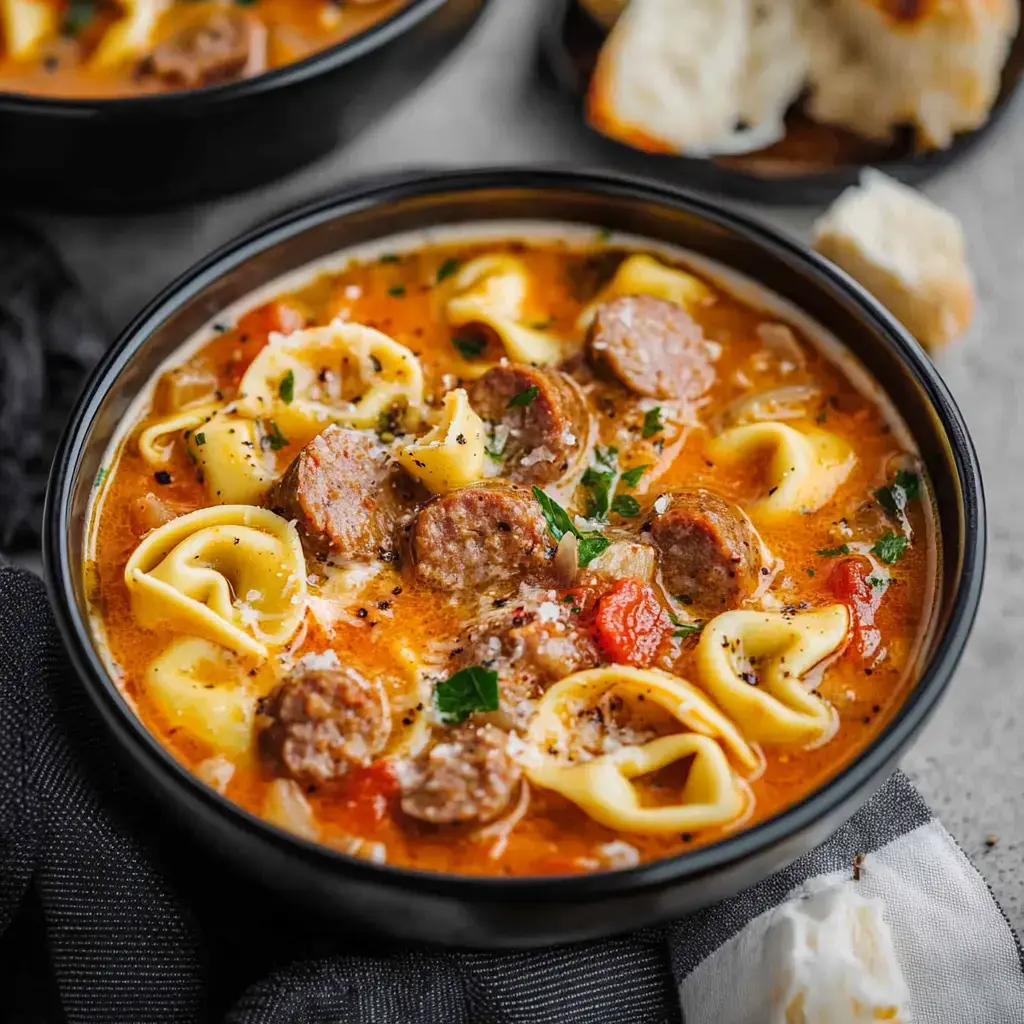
[434, 665, 499, 724]
[668, 613, 702, 639]
[619, 464, 650, 488]
[594, 445, 619, 468]
[452, 335, 486, 359]
[581, 466, 614, 519]
[611, 494, 640, 517]
[867, 576, 887, 589]
[436, 257, 461, 283]
[62, 0, 96, 36]
[872, 531, 908, 564]
[816, 545, 851, 557]
[388, 285, 406, 297]
[278, 369, 295, 404]
[484, 433, 506, 461]
[641, 407, 664, 438]
[531, 486, 609, 567]
[378, 253, 400, 264]
[261, 420, 289, 451]
[508, 385, 540, 408]
[194, 432, 206, 446]
[874, 469, 920, 518]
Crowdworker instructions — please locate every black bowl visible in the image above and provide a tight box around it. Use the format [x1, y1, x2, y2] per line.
[540, 0, 1024, 204]
[0, 0, 489, 213]
[43, 168, 985, 947]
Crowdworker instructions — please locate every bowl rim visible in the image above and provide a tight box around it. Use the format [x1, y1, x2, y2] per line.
[43, 166, 986, 900]
[0, 0, 453, 114]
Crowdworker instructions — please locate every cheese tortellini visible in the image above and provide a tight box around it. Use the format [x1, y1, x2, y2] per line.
[91, 0, 168, 68]
[236, 322, 425, 433]
[707, 422, 855, 521]
[137, 402, 221, 467]
[146, 637, 273, 757]
[577, 254, 714, 331]
[1, 0, 57, 59]
[697, 605, 850, 748]
[525, 666, 757, 833]
[125, 505, 307, 659]
[446, 256, 566, 369]
[184, 411, 277, 505]
[394, 388, 485, 493]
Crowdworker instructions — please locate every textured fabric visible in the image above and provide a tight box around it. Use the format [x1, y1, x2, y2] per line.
[5, 552, 1022, 1023]
[0, 221, 106, 550]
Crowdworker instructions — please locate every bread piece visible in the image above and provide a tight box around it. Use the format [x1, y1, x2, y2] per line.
[586, 0, 808, 157]
[812, 170, 975, 350]
[801, 0, 1018, 150]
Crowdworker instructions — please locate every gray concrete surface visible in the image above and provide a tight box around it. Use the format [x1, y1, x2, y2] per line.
[29, 0, 1024, 928]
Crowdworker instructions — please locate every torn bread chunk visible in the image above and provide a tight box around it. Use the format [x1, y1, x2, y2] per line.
[801, 0, 1018, 150]
[586, 0, 808, 157]
[812, 170, 975, 350]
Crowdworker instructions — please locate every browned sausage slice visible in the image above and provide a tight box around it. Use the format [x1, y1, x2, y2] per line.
[266, 426, 417, 562]
[259, 664, 390, 785]
[587, 295, 715, 400]
[468, 365, 591, 485]
[144, 10, 267, 89]
[647, 489, 762, 610]
[399, 722, 522, 825]
[412, 481, 555, 592]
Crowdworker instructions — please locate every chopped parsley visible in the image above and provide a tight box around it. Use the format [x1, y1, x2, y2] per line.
[194, 432, 206, 446]
[452, 335, 486, 360]
[378, 253, 400, 263]
[532, 486, 609, 567]
[387, 285, 406, 297]
[581, 466, 614, 519]
[619, 464, 650, 488]
[872, 531, 908, 564]
[669, 612, 702, 639]
[484, 431, 506, 461]
[94, 466, 108, 487]
[436, 257, 461, 283]
[434, 665, 499, 725]
[62, 0, 96, 37]
[594, 445, 619, 468]
[596, 227, 612, 241]
[817, 544, 851, 557]
[278, 369, 295, 404]
[508, 385, 540, 408]
[874, 469, 920, 518]
[611, 494, 640, 517]
[805, 567, 815, 578]
[867, 576, 887, 589]
[531, 317, 557, 330]
[262, 420, 289, 451]
[641, 406, 663, 439]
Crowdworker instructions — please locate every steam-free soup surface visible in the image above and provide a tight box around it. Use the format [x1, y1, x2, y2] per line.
[87, 236, 937, 875]
[0, 0, 407, 98]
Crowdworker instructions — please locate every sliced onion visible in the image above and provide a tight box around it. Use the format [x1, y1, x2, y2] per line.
[263, 779, 319, 842]
[589, 540, 656, 582]
[757, 322, 806, 369]
[713, 384, 821, 432]
[554, 531, 579, 588]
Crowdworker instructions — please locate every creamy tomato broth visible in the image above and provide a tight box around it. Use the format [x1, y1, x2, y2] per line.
[86, 230, 938, 876]
[0, 0, 407, 98]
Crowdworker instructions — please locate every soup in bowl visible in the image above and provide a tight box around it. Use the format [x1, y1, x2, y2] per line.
[46, 172, 983, 944]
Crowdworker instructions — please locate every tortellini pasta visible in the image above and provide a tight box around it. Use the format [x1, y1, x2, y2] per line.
[184, 410, 277, 505]
[446, 256, 566, 369]
[125, 505, 307, 659]
[707, 422, 855, 520]
[91, 0, 168, 68]
[137, 402, 221, 467]
[525, 666, 757, 833]
[146, 637, 270, 757]
[1, 0, 57, 59]
[394, 388, 485, 493]
[577, 254, 714, 331]
[236, 322, 424, 433]
[696, 605, 850, 748]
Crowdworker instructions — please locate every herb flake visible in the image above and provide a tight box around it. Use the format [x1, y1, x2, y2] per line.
[508, 385, 540, 408]
[531, 485, 609, 567]
[872, 531, 908, 564]
[262, 420, 289, 452]
[278, 369, 295, 405]
[452, 335, 486, 360]
[611, 494, 640, 517]
[434, 665, 499, 725]
[436, 257, 461, 283]
[619, 464, 650, 488]
[817, 545, 851, 557]
[642, 407, 664, 439]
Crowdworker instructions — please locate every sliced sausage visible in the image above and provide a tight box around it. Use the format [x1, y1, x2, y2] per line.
[454, 592, 600, 714]
[587, 295, 715, 400]
[468, 365, 591, 486]
[647, 489, 762, 610]
[259, 665, 390, 785]
[412, 481, 555, 592]
[399, 722, 521, 825]
[266, 426, 418, 562]
[143, 10, 267, 89]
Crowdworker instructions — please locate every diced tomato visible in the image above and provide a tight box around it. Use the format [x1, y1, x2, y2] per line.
[593, 577, 669, 667]
[335, 760, 400, 831]
[829, 557, 883, 660]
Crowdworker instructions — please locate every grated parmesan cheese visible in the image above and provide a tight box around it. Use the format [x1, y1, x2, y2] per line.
[296, 649, 341, 672]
